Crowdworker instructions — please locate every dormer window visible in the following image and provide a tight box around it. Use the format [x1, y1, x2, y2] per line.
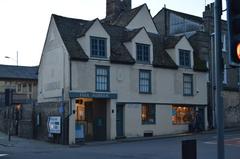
[90, 36, 107, 58]
[136, 43, 150, 64]
[179, 49, 191, 68]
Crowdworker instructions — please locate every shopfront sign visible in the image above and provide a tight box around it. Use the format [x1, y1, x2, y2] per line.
[47, 116, 61, 134]
[69, 91, 117, 99]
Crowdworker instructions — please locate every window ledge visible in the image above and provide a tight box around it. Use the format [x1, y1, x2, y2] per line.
[172, 123, 189, 125]
[142, 122, 156, 125]
[90, 57, 109, 61]
[139, 92, 152, 94]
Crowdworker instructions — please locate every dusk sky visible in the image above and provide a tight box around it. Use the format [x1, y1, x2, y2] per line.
[0, 0, 226, 66]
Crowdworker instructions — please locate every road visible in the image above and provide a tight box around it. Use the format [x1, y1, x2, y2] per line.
[0, 131, 240, 159]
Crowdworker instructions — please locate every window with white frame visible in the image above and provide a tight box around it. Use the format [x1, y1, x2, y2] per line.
[136, 43, 150, 63]
[95, 66, 110, 92]
[90, 36, 107, 58]
[139, 70, 151, 93]
[183, 74, 193, 96]
[179, 49, 191, 68]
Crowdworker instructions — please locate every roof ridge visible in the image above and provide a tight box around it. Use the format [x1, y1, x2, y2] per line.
[52, 14, 89, 23]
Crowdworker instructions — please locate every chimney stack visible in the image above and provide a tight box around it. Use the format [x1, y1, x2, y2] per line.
[202, 2, 214, 33]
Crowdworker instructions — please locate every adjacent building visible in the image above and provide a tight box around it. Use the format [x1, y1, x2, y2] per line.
[37, 0, 208, 144]
[0, 65, 38, 137]
[0, 65, 38, 105]
[153, 3, 240, 128]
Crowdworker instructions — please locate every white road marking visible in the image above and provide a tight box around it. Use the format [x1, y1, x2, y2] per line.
[0, 154, 8, 157]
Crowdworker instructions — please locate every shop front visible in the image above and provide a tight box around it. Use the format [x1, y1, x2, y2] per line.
[75, 98, 107, 141]
[172, 105, 206, 132]
[69, 91, 117, 143]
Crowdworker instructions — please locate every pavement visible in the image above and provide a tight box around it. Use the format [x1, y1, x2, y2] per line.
[81, 127, 240, 147]
[0, 131, 64, 149]
[1, 127, 240, 148]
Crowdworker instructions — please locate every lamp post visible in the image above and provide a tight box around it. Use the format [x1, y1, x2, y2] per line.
[4, 51, 18, 66]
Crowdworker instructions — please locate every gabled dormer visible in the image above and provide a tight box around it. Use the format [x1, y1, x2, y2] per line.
[123, 28, 153, 64]
[126, 4, 158, 34]
[111, 4, 159, 34]
[165, 36, 194, 68]
[77, 19, 111, 60]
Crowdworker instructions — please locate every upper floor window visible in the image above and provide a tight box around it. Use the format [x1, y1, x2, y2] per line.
[139, 70, 151, 94]
[183, 74, 193, 96]
[95, 66, 110, 92]
[136, 43, 150, 63]
[141, 104, 155, 124]
[90, 37, 107, 58]
[179, 49, 191, 68]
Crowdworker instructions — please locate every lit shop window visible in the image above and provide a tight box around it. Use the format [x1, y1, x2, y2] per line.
[172, 106, 194, 124]
[141, 104, 155, 124]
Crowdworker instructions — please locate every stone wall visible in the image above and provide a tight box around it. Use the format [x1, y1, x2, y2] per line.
[223, 90, 240, 127]
[0, 104, 34, 138]
[34, 101, 69, 144]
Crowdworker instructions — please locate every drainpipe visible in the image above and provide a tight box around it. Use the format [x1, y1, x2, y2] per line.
[68, 57, 72, 144]
[210, 33, 216, 129]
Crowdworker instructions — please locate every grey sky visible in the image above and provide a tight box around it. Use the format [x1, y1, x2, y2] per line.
[0, 0, 226, 66]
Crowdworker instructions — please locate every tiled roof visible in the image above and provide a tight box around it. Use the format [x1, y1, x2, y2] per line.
[149, 33, 178, 69]
[103, 24, 135, 64]
[53, 14, 89, 61]
[0, 65, 38, 80]
[52, 11, 207, 71]
[188, 31, 209, 72]
[164, 36, 182, 49]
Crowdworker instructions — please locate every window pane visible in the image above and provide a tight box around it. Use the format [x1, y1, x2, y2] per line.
[96, 67, 109, 91]
[137, 44, 150, 63]
[17, 84, 21, 92]
[183, 74, 193, 96]
[28, 84, 32, 92]
[139, 70, 151, 93]
[172, 106, 194, 125]
[179, 50, 191, 67]
[91, 37, 106, 58]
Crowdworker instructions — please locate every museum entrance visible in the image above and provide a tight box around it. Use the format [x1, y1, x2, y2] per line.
[75, 98, 107, 142]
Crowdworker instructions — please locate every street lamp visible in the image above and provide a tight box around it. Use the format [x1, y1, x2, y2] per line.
[4, 51, 18, 66]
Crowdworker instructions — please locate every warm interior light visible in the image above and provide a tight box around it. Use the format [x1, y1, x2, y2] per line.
[237, 43, 240, 60]
[16, 104, 21, 111]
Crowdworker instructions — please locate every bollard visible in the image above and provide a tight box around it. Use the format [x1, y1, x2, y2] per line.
[182, 139, 197, 159]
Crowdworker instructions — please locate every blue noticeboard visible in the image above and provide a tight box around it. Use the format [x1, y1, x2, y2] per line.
[47, 116, 61, 134]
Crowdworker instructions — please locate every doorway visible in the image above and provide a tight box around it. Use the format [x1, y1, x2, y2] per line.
[116, 104, 124, 138]
[75, 98, 107, 141]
